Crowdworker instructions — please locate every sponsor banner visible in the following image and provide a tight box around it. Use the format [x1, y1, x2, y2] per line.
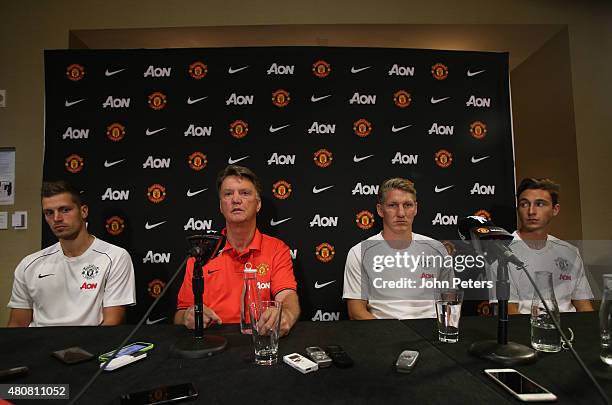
[43, 47, 515, 321]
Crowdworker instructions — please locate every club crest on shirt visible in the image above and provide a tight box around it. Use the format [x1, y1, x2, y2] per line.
[256, 263, 269, 276]
[82, 264, 99, 280]
[555, 257, 570, 272]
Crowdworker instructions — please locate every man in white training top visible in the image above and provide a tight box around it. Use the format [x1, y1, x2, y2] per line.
[7, 180, 136, 327]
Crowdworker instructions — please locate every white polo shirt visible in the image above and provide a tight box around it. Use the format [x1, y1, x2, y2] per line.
[499, 232, 593, 314]
[343, 232, 452, 319]
[8, 237, 136, 326]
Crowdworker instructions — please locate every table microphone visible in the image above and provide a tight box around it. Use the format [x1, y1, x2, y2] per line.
[457, 216, 610, 404]
[68, 232, 225, 405]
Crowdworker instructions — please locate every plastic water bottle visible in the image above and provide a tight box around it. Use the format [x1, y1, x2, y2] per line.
[530, 271, 561, 352]
[240, 263, 261, 334]
[600, 274, 612, 365]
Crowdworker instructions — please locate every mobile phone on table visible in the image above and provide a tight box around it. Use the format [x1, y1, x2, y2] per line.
[98, 342, 154, 362]
[484, 368, 557, 402]
[119, 382, 198, 404]
[305, 346, 332, 368]
[324, 345, 354, 368]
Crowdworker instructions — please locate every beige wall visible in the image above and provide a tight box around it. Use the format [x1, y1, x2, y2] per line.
[1, 1, 610, 325]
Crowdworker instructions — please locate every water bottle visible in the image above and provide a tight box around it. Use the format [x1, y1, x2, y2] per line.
[240, 263, 261, 334]
[530, 271, 561, 352]
[599, 274, 612, 365]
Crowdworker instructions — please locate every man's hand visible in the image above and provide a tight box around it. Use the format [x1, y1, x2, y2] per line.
[175, 305, 222, 329]
[274, 290, 300, 337]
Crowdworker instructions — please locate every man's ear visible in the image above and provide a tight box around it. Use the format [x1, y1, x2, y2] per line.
[552, 203, 560, 217]
[80, 204, 89, 220]
[376, 203, 383, 218]
[256, 198, 261, 213]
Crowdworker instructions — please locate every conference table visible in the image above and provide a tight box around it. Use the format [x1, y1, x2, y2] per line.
[0, 312, 610, 404]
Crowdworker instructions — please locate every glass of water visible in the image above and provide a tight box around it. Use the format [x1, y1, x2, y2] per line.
[434, 289, 464, 343]
[250, 300, 282, 365]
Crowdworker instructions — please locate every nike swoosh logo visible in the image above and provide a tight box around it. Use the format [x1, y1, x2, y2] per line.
[228, 65, 249, 74]
[353, 154, 374, 163]
[145, 317, 166, 325]
[311, 94, 332, 103]
[65, 99, 85, 107]
[434, 185, 455, 193]
[228, 156, 249, 164]
[391, 124, 412, 133]
[315, 280, 336, 289]
[471, 155, 491, 163]
[38, 274, 54, 279]
[269, 124, 290, 133]
[186, 188, 208, 197]
[430, 96, 450, 104]
[105, 68, 126, 77]
[467, 69, 486, 77]
[187, 96, 208, 105]
[145, 127, 166, 136]
[104, 159, 126, 168]
[145, 221, 166, 230]
[312, 185, 334, 194]
[270, 217, 292, 226]
[351, 66, 371, 74]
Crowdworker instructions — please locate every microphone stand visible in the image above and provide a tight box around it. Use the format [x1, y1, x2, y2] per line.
[171, 237, 228, 358]
[468, 256, 537, 365]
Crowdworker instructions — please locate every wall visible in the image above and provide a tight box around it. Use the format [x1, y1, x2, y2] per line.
[1, 0, 610, 325]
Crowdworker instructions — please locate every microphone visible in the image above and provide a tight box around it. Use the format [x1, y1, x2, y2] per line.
[458, 216, 524, 267]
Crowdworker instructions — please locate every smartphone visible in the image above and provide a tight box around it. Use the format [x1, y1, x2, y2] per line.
[484, 368, 557, 402]
[98, 342, 154, 362]
[119, 382, 198, 404]
[324, 345, 354, 368]
[305, 346, 333, 368]
[52, 347, 94, 364]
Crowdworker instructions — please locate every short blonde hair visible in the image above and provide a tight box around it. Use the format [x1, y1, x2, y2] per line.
[377, 178, 416, 204]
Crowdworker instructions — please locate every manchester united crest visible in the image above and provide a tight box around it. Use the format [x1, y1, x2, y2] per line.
[431, 63, 448, 80]
[188, 151, 207, 171]
[105, 216, 125, 236]
[229, 120, 249, 139]
[106, 123, 126, 142]
[81, 264, 99, 280]
[66, 64, 85, 81]
[147, 91, 167, 110]
[312, 60, 331, 78]
[272, 180, 292, 200]
[470, 121, 487, 139]
[147, 279, 166, 298]
[188, 61, 208, 79]
[272, 89, 290, 107]
[315, 242, 335, 263]
[313, 149, 333, 168]
[256, 263, 269, 276]
[65, 154, 84, 173]
[356, 210, 375, 230]
[147, 184, 166, 203]
[555, 257, 570, 272]
[434, 149, 453, 168]
[393, 90, 412, 108]
[353, 119, 372, 138]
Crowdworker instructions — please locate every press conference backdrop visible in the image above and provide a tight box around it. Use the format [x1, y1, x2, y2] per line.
[43, 47, 516, 322]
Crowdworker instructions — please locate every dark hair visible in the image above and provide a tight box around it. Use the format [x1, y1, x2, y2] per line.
[216, 165, 262, 199]
[516, 178, 560, 205]
[377, 178, 416, 204]
[41, 180, 83, 206]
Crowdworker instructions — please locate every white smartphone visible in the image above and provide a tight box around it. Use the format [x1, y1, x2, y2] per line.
[484, 368, 557, 402]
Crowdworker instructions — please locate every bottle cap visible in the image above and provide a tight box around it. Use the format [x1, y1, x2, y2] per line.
[244, 262, 257, 273]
